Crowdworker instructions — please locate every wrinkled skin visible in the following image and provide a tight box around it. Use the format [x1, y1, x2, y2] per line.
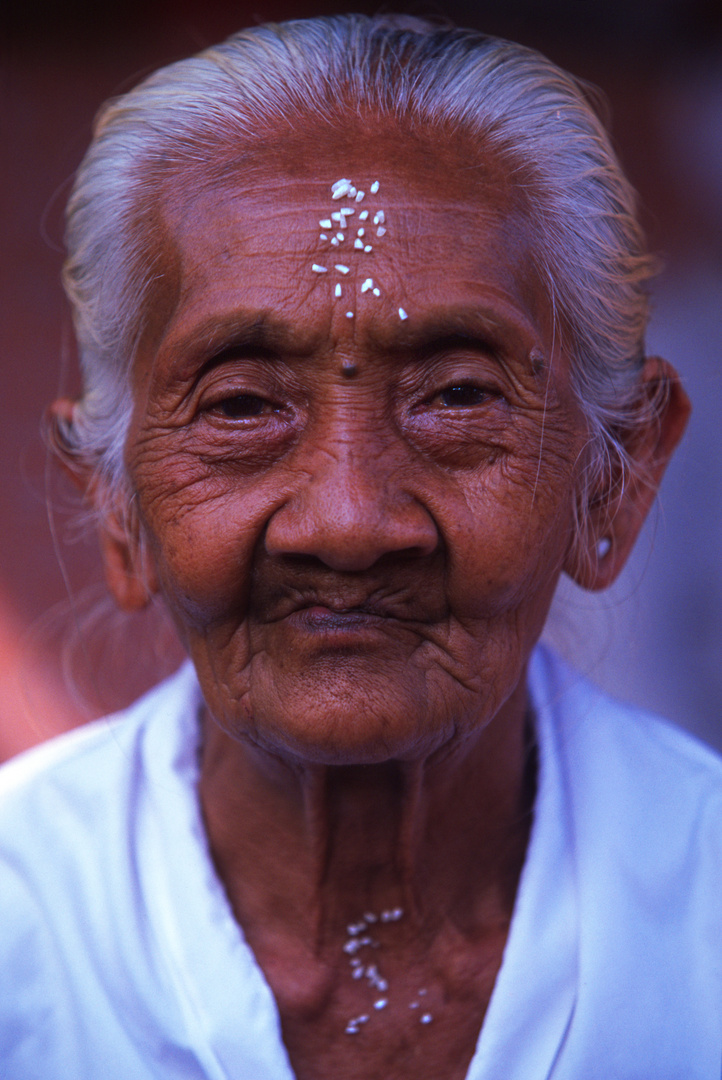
[128, 127, 587, 768]
[64, 124, 688, 1080]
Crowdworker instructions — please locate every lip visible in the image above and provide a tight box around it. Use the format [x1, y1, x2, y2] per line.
[290, 604, 391, 631]
[259, 587, 412, 626]
[251, 575, 448, 633]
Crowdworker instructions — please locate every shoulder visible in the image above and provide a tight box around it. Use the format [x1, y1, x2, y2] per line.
[0, 663, 205, 1073]
[0, 661, 202, 884]
[529, 645, 722, 858]
[530, 644, 722, 779]
[0, 660, 200, 785]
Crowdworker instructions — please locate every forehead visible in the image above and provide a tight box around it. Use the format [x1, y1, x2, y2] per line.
[144, 123, 552, 365]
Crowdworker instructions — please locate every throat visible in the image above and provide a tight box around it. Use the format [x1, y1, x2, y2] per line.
[306, 760, 422, 922]
[198, 701, 535, 1037]
[199, 697, 535, 930]
[197, 679, 535, 1079]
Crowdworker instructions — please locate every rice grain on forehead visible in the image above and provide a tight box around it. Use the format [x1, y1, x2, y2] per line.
[60, 13, 656, 525]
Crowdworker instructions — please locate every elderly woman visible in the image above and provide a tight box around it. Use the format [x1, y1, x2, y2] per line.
[1, 13, 718, 1080]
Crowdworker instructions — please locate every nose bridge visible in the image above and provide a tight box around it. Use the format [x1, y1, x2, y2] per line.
[264, 408, 439, 571]
[314, 424, 392, 527]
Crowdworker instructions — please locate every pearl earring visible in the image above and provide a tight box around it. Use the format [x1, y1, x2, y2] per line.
[596, 537, 612, 559]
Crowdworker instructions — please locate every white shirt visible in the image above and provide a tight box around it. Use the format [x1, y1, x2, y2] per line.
[1, 648, 721, 1079]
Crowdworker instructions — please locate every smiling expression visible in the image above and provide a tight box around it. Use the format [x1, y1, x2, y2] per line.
[121, 125, 589, 765]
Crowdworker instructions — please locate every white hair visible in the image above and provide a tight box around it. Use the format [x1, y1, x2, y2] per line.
[58, 14, 660, 530]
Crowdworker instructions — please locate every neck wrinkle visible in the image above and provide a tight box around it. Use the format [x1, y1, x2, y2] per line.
[198, 685, 532, 960]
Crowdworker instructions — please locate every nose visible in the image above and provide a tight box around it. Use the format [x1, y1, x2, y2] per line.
[264, 436, 439, 572]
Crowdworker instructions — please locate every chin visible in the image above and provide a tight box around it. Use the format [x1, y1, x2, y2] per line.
[248, 685, 447, 767]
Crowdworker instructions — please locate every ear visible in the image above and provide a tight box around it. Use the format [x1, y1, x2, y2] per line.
[47, 398, 159, 612]
[564, 357, 691, 591]
[96, 504, 159, 613]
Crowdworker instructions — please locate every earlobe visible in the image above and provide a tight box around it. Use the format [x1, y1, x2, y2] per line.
[47, 398, 87, 491]
[98, 504, 159, 612]
[564, 356, 691, 592]
[47, 397, 159, 612]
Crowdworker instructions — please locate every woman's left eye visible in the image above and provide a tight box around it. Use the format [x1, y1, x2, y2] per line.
[437, 384, 489, 408]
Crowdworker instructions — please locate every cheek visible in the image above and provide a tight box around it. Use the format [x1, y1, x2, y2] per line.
[439, 458, 576, 625]
[136, 462, 287, 630]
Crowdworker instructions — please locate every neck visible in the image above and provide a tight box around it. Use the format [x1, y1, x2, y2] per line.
[198, 677, 534, 953]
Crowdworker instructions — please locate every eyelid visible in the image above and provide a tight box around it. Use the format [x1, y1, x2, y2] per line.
[196, 390, 296, 435]
[199, 389, 295, 429]
[431, 380, 501, 405]
[193, 375, 275, 426]
[195, 354, 285, 397]
[203, 388, 270, 405]
[425, 363, 506, 397]
[185, 341, 289, 398]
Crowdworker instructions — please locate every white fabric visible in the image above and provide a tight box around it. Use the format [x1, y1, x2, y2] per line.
[1, 648, 721, 1078]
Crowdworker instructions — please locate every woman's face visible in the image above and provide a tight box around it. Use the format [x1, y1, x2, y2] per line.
[121, 126, 589, 765]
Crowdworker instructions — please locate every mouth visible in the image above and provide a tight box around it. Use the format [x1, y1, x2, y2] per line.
[258, 582, 418, 625]
[290, 603, 391, 631]
[250, 568, 448, 635]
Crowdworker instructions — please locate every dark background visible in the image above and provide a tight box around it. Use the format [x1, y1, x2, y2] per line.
[2, 0, 721, 758]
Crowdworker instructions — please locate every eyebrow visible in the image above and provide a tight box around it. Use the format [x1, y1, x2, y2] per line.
[160, 313, 317, 377]
[160, 302, 543, 379]
[370, 306, 539, 363]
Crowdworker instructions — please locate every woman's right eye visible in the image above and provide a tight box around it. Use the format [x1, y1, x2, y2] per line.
[211, 393, 269, 419]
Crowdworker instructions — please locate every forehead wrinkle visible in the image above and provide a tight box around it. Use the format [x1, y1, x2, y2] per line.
[151, 141, 552, 377]
[170, 238, 332, 322]
[175, 176, 516, 260]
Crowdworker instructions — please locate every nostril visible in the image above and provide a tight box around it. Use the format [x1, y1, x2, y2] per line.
[265, 491, 439, 572]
